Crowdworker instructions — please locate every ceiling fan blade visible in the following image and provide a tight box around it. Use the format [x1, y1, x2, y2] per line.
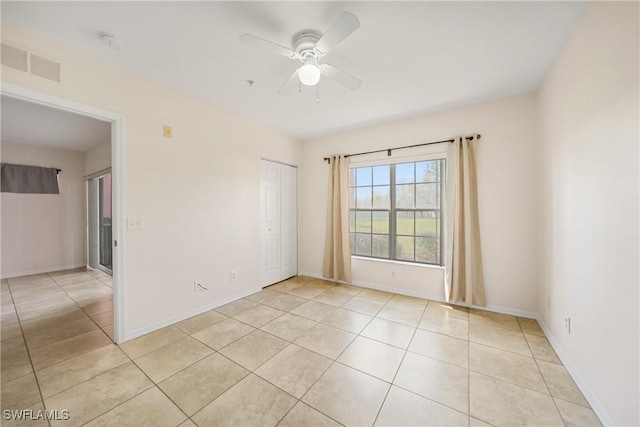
[320, 64, 362, 90]
[278, 68, 300, 95]
[316, 11, 360, 54]
[239, 33, 298, 59]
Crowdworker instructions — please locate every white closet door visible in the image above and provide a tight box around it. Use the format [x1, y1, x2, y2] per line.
[260, 160, 297, 287]
[260, 160, 281, 287]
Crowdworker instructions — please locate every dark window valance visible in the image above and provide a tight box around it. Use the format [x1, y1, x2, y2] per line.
[1, 163, 60, 194]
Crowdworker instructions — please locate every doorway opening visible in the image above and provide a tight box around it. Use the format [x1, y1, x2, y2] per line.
[2, 82, 125, 343]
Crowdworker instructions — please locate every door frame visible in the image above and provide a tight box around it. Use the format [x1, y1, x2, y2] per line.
[87, 170, 113, 275]
[259, 158, 298, 287]
[2, 82, 126, 344]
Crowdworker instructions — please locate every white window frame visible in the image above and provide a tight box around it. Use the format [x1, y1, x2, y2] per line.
[349, 152, 447, 266]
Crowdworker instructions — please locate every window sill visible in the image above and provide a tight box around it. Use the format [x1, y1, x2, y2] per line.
[351, 256, 444, 270]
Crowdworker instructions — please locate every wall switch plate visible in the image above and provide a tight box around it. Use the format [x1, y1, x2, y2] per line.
[163, 125, 172, 138]
[127, 216, 143, 230]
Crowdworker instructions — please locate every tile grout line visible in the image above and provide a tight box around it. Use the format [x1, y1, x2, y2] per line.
[257, 357, 342, 427]
[79, 383, 157, 425]
[121, 354, 194, 425]
[523, 321, 569, 427]
[371, 300, 428, 426]
[5, 275, 52, 427]
[48, 270, 114, 343]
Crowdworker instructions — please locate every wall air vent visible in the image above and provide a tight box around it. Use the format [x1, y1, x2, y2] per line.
[1, 42, 61, 83]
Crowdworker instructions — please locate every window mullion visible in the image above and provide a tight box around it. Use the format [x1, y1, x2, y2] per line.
[440, 159, 445, 266]
[390, 163, 396, 260]
[413, 176, 418, 262]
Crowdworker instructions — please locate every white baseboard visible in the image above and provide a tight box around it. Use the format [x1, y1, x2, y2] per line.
[1, 263, 86, 279]
[535, 316, 612, 426]
[124, 287, 262, 342]
[299, 270, 345, 283]
[299, 270, 538, 319]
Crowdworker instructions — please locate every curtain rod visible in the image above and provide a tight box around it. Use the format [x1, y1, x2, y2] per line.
[323, 134, 481, 163]
[1, 162, 62, 173]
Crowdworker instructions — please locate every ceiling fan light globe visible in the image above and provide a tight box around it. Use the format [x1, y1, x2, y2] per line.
[299, 64, 321, 86]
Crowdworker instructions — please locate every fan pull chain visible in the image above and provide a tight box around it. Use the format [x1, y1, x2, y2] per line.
[316, 83, 320, 104]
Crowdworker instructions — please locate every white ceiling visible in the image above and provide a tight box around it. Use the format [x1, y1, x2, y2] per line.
[1, 95, 111, 152]
[2, 1, 587, 140]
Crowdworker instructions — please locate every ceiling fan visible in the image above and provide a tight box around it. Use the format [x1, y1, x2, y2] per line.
[240, 11, 363, 94]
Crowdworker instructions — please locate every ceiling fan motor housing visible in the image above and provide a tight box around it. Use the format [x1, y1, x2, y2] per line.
[292, 30, 323, 61]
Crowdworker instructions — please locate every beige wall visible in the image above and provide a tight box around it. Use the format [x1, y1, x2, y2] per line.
[300, 93, 539, 315]
[1, 24, 301, 336]
[1, 141, 86, 277]
[85, 140, 111, 176]
[537, 2, 639, 425]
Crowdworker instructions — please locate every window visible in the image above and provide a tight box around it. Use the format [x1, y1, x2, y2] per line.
[349, 159, 444, 265]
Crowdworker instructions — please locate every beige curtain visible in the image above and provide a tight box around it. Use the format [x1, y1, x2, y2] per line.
[323, 154, 352, 283]
[444, 135, 486, 306]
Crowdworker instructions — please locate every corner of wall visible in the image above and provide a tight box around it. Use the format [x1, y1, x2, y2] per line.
[534, 2, 640, 425]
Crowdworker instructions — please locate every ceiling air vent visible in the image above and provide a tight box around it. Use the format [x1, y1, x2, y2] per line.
[1, 43, 28, 72]
[1, 42, 61, 83]
[30, 53, 60, 82]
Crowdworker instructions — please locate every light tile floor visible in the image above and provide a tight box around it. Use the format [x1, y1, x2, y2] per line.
[1, 271, 602, 426]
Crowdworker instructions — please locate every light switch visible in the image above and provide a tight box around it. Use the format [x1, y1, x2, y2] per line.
[127, 216, 143, 230]
[163, 125, 172, 138]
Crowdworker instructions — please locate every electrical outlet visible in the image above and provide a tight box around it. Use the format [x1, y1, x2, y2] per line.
[391, 271, 396, 278]
[193, 282, 208, 292]
[230, 271, 237, 281]
[564, 317, 571, 334]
